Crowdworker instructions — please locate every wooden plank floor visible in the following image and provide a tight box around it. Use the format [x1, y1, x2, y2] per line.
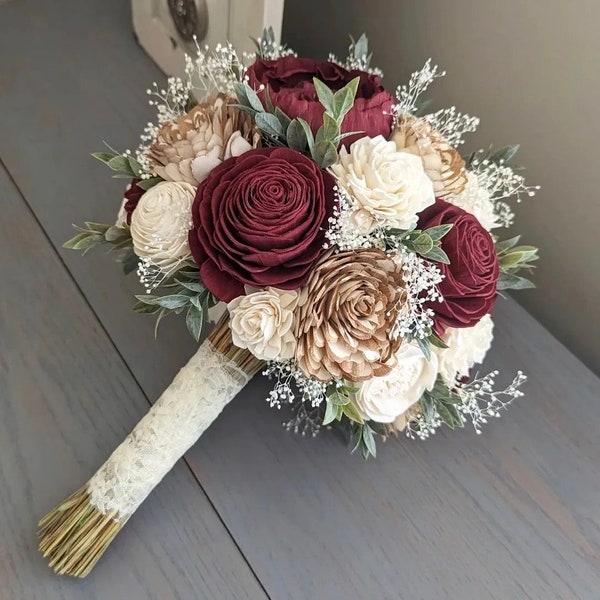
[1, 0, 599, 598]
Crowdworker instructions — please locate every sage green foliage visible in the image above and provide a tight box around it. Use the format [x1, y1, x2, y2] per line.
[133, 267, 218, 341]
[385, 223, 452, 264]
[234, 76, 360, 169]
[421, 377, 464, 430]
[91, 150, 163, 190]
[63, 222, 137, 274]
[495, 235, 538, 290]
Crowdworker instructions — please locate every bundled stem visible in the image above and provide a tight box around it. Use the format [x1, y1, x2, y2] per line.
[38, 317, 263, 577]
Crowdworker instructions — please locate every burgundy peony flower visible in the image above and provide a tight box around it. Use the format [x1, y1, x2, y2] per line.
[246, 57, 394, 146]
[123, 179, 145, 225]
[189, 147, 335, 302]
[418, 198, 500, 331]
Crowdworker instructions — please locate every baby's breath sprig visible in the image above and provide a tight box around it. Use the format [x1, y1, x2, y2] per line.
[393, 59, 446, 118]
[328, 33, 383, 76]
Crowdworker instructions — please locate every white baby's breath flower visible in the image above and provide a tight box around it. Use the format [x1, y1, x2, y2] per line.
[130, 181, 195, 274]
[228, 287, 299, 361]
[436, 314, 494, 384]
[330, 135, 435, 234]
[446, 172, 499, 231]
[354, 343, 438, 423]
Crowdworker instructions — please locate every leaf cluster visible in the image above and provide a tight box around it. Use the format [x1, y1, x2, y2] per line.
[386, 224, 453, 264]
[234, 76, 360, 168]
[91, 150, 162, 190]
[495, 235, 538, 291]
[63, 222, 137, 274]
[421, 377, 464, 429]
[347, 33, 373, 69]
[133, 267, 218, 340]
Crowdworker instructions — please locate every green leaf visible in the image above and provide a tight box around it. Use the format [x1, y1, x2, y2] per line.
[342, 401, 365, 424]
[136, 177, 163, 191]
[127, 156, 143, 178]
[91, 151, 116, 164]
[186, 305, 204, 341]
[495, 235, 521, 254]
[322, 400, 339, 426]
[436, 401, 463, 429]
[312, 78, 335, 114]
[63, 232, 99, 250]
[104, 225, 129, 242]
[106, 155, 131, 173]
[428, 332, 448, 349]
[296, 118, 315, 151]
[408, 233, 434, 255]
[255, 112, 284, 138]
[154, 308, 168, 338]
[332, 77, 359, 121]
[234, 82, 264, 112]
[312, 140, 338, 168]
[361, 425, 377, 458]
[424, 224, 453, 241]
[263, 85, 275, 113]
[83, 222, 111, 234]
[422, 246, 450, 264]
[328, 390, 352, 406]
[315, 112, 340, 145]
[132, 300, 161, 314]
[489, 144, 520, 164]
[415, 336, 431, 361]
[497, 273, 536, 291]
[176, 280, 206, 293]
[274, 107, 292, 132]
[286, 119, 308, 152]
[420, 394, 435, 422]
[351, 33, 369, 61]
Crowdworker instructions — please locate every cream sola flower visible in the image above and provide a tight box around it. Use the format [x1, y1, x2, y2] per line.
[130, 181, 195, 276]
[446, 171, 499, 231]
[227, 287, 300, 361]
[330, 135, 435, 234]
[354, 343, 438, 423]
[436, 314, 495, 384]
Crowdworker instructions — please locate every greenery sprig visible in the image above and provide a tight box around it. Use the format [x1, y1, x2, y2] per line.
[234, 76, 360, 168]
[385, 223, 453, 264]
[133, 267, 218, 340]
[465, 144, 520, 168]
[91, 149, 163, 190]
[63, 222, 138, 274]
[495, 235, 538, 290]
[421, 378, 463, 430]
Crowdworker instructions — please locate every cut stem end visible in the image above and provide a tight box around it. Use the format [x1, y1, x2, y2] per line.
[38, 486, 125, 578]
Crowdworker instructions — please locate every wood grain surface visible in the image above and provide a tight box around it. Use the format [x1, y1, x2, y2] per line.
[1, 0, 599, 598]
[0, 168, 267, 599]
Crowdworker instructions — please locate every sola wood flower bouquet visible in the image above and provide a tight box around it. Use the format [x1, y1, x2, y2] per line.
[39, 31, 539, 577]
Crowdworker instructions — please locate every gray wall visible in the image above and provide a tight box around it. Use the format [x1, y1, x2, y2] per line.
[283, 0, 600, 375]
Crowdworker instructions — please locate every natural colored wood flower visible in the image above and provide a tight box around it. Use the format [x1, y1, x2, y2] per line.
[391, 115, 467, 199]
[295, 249, 407, 382]
[148, 94, 260, 185]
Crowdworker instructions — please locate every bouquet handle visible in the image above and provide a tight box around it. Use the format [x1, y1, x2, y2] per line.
[38, 320, 262, 577]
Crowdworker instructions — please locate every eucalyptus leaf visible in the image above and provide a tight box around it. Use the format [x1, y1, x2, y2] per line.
[255, 112, 284, 138]
[424, 224, 453, 241]
[497, 273, 535, 291]
[91, 151, 116, 164]
[312, 78, 335, 114]
[136, 177, 163, 191]
[286, 119, 308, 152]
[342, 401, 365, 424]
[106, 155, 131, 173]
[186, 305, 203, 341]
[422, 246, 450, 264]
[332, 77, 359, 120]
[312, 140, 338, 168]
[296, 118, 315, 151]
[495, 235, 521, 254]
[322, 400, 339, 426]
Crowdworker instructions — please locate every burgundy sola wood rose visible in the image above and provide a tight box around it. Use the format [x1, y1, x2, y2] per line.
[189, 147, 335, 302]
[418, 198, 500, 331]
[246, 56, 394, 146]
[123, 179, 145, 225]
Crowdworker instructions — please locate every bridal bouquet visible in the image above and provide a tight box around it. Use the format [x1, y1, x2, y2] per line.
[39, 30, 539, 577]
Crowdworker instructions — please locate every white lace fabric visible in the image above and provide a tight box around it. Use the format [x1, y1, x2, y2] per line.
[88, 340, 249, 519]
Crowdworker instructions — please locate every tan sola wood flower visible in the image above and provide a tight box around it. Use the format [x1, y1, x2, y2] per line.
[295, 249, 407, 382]
[391, 115, 467, 199]
[148, 94, 261, 185]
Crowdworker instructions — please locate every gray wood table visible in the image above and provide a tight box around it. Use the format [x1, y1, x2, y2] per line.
[0, 1, 599, 598]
